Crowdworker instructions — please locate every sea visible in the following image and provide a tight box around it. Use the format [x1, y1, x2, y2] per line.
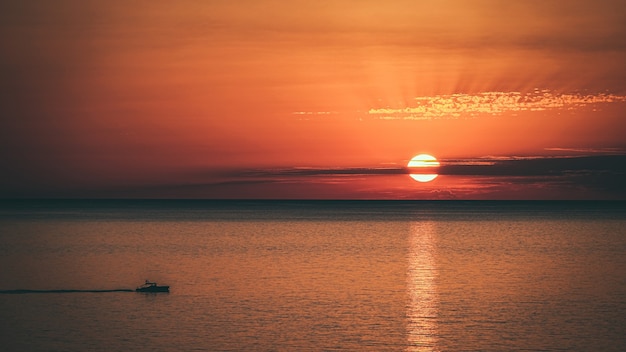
[1, 200, 625, 351]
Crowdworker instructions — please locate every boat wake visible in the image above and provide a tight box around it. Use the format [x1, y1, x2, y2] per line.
[0, 289, 134, 294]
[1, 281, 170, 294]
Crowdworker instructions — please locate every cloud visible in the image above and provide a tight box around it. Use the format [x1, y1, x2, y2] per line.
[366, 90, 626, 120]
[18, 153, 620, 199]
[235, 167, 406, 178]
[544, 147, 626, 154]
[219, 154, 626, 198]
[440, 154, 626, 175]
[199, 154, 626, 182]
[441, 154, 626, 197]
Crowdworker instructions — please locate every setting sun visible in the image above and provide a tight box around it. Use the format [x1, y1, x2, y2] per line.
[408, 154, 440, 182]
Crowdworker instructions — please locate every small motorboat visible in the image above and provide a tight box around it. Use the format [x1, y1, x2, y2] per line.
[136, 280, 169, 293]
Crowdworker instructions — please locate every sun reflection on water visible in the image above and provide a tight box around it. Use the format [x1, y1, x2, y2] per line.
[407, 221, 439, 351]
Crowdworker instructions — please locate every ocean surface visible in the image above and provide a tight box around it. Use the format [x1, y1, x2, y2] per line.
[1, 200, 625, 351]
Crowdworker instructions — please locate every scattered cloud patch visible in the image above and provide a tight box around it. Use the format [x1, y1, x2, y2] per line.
[544, 147, 626, 154]
[366, 89, 626, 120]
[292, 111, 339, 120]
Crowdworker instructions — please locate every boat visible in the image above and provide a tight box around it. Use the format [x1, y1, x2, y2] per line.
[136, 280, 169, 293]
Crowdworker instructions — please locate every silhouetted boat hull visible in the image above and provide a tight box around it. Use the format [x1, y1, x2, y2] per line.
[136, 281, 169, 293]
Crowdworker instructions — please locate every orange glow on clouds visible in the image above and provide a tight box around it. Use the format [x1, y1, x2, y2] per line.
[367, 90, 626, 120]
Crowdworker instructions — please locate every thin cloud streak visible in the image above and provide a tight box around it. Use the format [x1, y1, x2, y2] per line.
[42, 154, 624, 199]
[438, 155, 626, 177]
[235, 167, 407, 178]
[179, 155, 626, 199]
[544, 147, 626, 154]
[205, 154, 626, 179]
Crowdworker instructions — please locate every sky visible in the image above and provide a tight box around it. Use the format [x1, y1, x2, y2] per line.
[1, 0, 626, 199]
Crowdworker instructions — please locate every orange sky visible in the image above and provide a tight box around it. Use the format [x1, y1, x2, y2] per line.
[1, 0, 626, 199]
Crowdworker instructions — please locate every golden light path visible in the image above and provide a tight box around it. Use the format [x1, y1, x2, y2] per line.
[408, 154, 440, 182]
[407, 221, 439, 351]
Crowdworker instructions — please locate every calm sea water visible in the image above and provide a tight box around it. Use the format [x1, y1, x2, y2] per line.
[1, 200, 625, 351]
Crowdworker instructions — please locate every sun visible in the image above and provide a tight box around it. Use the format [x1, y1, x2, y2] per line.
[407, 154, 440, 182]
